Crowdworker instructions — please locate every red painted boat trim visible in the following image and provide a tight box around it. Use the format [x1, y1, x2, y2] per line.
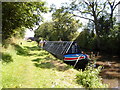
[64, 57, 85, 60]
[64, 58, 78, 60]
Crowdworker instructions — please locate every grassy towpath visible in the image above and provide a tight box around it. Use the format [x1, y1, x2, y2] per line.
[2, 39, 82, 88]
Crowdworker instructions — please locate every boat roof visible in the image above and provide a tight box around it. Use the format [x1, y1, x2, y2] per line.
[43, 41, 80, 60]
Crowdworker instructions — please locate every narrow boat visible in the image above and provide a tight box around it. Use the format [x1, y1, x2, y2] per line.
[42, 41, 90, 69]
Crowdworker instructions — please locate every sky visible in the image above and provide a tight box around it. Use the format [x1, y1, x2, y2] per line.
[42, 0, 88, 23]
[44, 0, 70, 8]
[25, 29, 35, 37]
[42, 0, 71, 21]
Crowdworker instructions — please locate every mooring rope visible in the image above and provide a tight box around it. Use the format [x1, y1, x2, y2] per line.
[74, 55, 82, 67]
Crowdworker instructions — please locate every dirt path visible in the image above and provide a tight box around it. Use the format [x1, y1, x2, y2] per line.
[94, 55, 120, 88]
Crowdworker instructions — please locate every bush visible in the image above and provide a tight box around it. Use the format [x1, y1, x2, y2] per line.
[2, 52, 13, 63]
[76, 65, 108, 88]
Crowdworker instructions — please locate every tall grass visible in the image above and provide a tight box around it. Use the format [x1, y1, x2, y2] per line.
[2, 39, 82, 88]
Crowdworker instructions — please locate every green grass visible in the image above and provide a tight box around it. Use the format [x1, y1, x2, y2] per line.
[2, 39, 82, 88]
[0, 61, 2, 89]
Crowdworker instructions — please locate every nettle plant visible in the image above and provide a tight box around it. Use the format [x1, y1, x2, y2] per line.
[76, 64, 108, 88]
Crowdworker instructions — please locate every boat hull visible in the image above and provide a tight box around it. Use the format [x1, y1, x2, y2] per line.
[64, 53, 89, 69]
[64, 53, 87, 61]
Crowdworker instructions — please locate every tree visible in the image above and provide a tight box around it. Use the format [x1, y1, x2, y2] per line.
[34, 21, 54, 41]
[107, 0, 120, 28]
[63, 0, 120, 50]
[13, 27, 26, 38]
[2, 2, 48, 42]
[64, 0, 107, 37]
[108, 23, 120, 54]
[52, 8, 81, 41]
[62, 0, 108, 49]
[35, 8, 81, 41]
[75, 27, 96, 51]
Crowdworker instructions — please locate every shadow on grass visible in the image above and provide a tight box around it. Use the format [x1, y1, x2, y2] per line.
[34, 62, 55, 69]
[1, 52, 13, 63]
[12, 43, 30, 56]
[34, 62, 70, 71]
[24, 46, 41, 51]
[32, 58, 43, 63]
[37, 52, 49, 56]
[32, 57, 71, 71]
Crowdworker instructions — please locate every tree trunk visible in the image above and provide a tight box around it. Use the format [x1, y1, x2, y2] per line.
[94, 16, 101, 51]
